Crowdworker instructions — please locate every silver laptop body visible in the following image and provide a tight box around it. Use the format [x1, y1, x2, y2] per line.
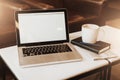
[15, 9, 82, 67]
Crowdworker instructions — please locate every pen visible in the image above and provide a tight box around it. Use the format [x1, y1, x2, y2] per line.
[94, 56, 117, 60]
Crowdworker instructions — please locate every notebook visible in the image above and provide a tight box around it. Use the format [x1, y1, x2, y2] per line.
[71, 37, 110, 54]
[15, 9, 82, 67]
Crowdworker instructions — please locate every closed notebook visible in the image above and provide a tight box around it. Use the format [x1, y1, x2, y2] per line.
[71, 37, 111, 54]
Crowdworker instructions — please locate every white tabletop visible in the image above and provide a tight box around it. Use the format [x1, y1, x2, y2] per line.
[0, 25, 120, 80]
[97, 26, 120, 63]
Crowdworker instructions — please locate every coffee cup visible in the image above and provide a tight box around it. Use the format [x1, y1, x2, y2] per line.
[81, 24, 100, 43]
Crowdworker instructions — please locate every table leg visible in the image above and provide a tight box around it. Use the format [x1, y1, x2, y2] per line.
[99, 66, 107, 80]
[0, 68, 5, 80]
[106, 66, 112, 80]
[1, 67, 6, 80]
[103, 67, 107, 80]
[0, 57, 6, 80]
[105, 59, 112, 80]
[99, 71, 103, 80]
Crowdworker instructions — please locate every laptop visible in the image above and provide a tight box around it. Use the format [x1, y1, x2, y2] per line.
[15, 9, 82, 67]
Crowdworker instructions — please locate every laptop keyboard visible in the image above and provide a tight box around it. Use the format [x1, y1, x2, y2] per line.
[22, 44, 72, 57]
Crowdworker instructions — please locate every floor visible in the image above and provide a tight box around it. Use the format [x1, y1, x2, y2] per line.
[103, 1, 120, 29]
[111, 64, 120, 80]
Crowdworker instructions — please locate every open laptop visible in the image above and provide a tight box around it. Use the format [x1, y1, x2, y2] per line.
[15, 9, 82, 67]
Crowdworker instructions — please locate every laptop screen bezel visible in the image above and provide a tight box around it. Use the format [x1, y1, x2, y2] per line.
[15, 9, 69, 47]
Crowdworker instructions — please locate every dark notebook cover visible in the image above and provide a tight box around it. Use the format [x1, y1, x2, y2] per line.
[71, 37, 111, 54]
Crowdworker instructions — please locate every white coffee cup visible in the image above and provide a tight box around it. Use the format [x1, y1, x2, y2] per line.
[81, 24, 100, 43]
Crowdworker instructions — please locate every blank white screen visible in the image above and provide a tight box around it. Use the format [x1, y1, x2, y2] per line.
[18, 12, 67, 44]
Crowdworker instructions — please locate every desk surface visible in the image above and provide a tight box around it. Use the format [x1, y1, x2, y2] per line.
[0, 25, 120, 80]
[97, 26, 120, 64]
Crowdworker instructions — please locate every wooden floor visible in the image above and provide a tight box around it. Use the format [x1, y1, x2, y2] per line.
[111, 64, 120, 80]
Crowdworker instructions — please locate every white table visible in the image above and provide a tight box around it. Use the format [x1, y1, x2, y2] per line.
[0, 25, 120, 80]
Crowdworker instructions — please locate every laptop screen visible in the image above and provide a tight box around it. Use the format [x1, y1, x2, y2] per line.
[16, 9, 69, 46]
